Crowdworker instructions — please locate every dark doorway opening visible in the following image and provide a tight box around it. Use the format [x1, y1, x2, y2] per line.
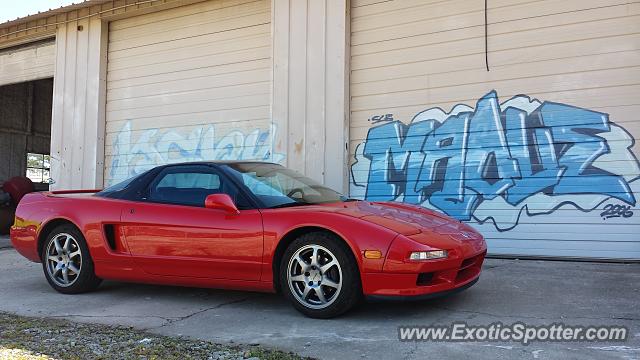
[0, 78, 53, 191]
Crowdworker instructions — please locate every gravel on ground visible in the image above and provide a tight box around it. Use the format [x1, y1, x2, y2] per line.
[0, 312, 307, 360]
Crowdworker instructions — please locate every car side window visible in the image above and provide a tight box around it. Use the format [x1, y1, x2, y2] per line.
[146, 166, 252, 209]
[156, 172, 221, 190]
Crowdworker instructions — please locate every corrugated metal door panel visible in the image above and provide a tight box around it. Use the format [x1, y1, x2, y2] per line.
[104, 0, 272, 186]
[349, 0, 640, 260]
[0, 40, 55, 86]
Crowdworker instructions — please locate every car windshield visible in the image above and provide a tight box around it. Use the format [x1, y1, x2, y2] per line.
[224, 163, 349, 208]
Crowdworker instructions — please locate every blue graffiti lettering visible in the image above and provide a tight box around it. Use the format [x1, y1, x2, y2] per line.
[504, 107, 565, 205]
[363, 120, 435, 202]
[351, 91, 640, 230]
[417, 112, 478, 219]
[539, 102, 635, 203]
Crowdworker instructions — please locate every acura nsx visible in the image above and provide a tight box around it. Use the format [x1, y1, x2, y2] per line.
[11, 162, 486, 318]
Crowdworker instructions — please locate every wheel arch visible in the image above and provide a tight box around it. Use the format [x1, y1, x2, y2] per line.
[272, 226, 362, 293]
[37, 218, 82, 259]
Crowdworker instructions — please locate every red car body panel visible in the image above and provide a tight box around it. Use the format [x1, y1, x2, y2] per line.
[121, 201, 263, 280]
[11, 190, 486, 298]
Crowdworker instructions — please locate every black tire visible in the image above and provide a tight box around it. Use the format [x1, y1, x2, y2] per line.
[279, 232, 362, 318]
[41, 224, 102, 294]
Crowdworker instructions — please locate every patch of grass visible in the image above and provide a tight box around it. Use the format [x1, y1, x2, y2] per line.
[247, 348, 306, 360]
[0, 312, 308, 360]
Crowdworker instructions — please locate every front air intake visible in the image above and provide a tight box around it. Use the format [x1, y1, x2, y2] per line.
[416, 272, 434, 286]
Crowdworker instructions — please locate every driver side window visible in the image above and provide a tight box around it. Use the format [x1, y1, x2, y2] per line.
[146, 166, 251, 209]
[156, 172, 221, 190]
[148, 170, 222, 207]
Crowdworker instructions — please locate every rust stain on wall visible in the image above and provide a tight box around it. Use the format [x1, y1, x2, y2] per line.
[294, 139, 304, 154]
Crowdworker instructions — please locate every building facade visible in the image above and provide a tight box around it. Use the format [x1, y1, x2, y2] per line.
[1, 0, 639, 260]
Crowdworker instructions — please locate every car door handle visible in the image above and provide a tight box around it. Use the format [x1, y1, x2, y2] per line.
[129, 208, 135, 214]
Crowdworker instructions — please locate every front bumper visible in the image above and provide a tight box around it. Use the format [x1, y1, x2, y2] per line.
[361, 249, 486, 297]
[366, 277, 479, 301]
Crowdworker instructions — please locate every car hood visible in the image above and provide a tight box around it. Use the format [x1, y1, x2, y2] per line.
[324, 201, 481, 240]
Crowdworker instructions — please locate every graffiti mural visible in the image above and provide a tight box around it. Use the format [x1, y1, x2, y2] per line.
[108, 121, 285, 185]
[351, 91, 640, 231]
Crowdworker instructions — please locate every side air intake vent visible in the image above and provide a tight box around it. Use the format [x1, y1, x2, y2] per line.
[104, 224, 117, 251]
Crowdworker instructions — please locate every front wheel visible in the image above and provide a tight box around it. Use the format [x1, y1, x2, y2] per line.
[280, 232, 362, 318]
[41, 224, 102, 294]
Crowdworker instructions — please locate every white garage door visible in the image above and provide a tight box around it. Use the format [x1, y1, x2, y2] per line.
[105, 0, 273, 186]
[0, 40, 55, 86]
[349, 0, 640, 260]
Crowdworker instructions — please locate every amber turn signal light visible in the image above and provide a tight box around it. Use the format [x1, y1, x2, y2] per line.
[363, 250, 383, 259]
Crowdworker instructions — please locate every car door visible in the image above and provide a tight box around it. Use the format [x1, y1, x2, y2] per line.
[121, 164, 264, 281]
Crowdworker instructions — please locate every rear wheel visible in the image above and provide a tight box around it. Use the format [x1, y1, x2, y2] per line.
[280, 232, 362, 318]
[41, 225, 102, 294]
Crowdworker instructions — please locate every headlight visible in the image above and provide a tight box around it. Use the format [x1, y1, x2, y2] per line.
[409, 250, 448, 260]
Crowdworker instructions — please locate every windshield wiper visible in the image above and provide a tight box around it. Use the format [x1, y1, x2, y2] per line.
[269, 202, 310, 209]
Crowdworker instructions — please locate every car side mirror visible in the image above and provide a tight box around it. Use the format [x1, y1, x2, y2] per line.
[204, 194, 240, 214]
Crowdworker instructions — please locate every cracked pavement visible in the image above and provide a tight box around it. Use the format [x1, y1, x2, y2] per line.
[0, 245, 639, 359]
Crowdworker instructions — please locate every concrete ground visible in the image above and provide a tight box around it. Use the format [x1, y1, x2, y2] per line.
[0, 246, 638, 360]
[0, 234, 10, 249]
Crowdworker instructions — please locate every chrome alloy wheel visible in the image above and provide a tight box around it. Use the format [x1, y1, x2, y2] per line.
[287, 244, 342, 309]
[45, 233, 82, 287]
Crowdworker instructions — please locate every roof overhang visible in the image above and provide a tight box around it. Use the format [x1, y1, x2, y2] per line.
[0, 0, 207, 50]
[0, 1, 111, 28]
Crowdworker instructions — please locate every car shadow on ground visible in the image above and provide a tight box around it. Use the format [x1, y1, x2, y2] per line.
[94, 279, 468, 321]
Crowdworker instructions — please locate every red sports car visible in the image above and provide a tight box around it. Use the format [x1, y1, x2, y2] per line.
[11, 162, 486, 318]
